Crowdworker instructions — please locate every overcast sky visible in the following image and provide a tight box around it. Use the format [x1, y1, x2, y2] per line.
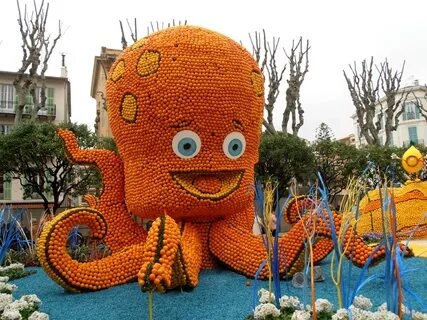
[1, 0, 427, 141]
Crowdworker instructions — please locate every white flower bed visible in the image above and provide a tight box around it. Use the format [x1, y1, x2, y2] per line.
[250, 289, 427, 320]
[0, 265, 48, 320]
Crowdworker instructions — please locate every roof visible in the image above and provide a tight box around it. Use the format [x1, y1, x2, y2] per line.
[0, 70, 69, 82]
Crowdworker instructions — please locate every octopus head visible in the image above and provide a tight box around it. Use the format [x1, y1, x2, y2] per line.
[106, 26, 264, 221]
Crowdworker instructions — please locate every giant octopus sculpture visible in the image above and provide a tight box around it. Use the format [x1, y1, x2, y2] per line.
[38, 26, 388, 293]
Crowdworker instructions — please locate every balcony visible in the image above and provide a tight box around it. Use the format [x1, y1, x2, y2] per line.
[403, 139, 425, 147]
[0, 101, 56, 118]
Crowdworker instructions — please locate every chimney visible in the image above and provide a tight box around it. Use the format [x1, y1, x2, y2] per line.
[414, 79, 419, 86]
[61, 53, 68, 78]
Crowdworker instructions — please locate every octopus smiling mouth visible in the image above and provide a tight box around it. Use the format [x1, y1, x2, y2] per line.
[170, 170, 244, 200]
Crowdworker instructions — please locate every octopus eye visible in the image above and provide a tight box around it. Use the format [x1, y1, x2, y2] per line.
[172, 130, 201, 159]
[223, 132, 246, 160]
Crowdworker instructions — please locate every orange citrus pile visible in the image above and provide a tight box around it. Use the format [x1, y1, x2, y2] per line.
[358, 182, 427, 239]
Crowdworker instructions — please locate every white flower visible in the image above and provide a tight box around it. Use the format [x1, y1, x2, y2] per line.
[332, 308, 349, 320]
[4, 300, 30, 312]
[19, 295, 41, 307]
[258, 288, 275, 304]
[254, 303, 280, 320]
[413, 311, 427, 320]
[400, 304, 411, 316]
[0, 264, 24, 272]
[0, 293, 13, 312]
[279, 295, 301, 309]
[1, 309, 21, 320]
[377, 303, 388, 312]
[353, 295, 373, 311]
[0, 283, 17, 294]
[291, 310, 311, 320]
[0, 277, 9, 283]
[349, 305, 375, 320]
[315, 298, 333, 314]
[372, 310, 399, 320]
[28, 312, 49, 320]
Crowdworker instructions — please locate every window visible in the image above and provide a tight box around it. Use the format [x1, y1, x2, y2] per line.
[46, 87, 54, 106]
[0, 84, 15, 111]
[402, 102, 421, 121]
[45, 88, 55, 116]
[0, 172, 12, 200]
[0, 124, 12, 135]
[408, 127, 418, 145]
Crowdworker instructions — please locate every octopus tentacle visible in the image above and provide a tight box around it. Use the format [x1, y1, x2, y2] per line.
[37, 130, 149, 292]
[57, 129, 122, 203]
[209, 205, 305, 278]
[210, 207, 411, 279]
[180, 223, 203, 288]
[37, 208, 145, 292]
[56, 129, 146, 251]
[138, 215, 181, 292]
[282, 196, 334, 263]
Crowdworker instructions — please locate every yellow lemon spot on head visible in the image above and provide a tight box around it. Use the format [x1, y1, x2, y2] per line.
[251, 71, 264, 97]
[111, 60, 125, 82]
[137, 51, 160, 76]
[121, 94, 137, 122]
[131, 38, 148, 50]
[402, 146, 424, 174]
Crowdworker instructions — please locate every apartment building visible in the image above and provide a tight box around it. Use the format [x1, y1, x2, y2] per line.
[91, 47, 121, 137]
[0, 69, 71, 208]
[352, 83, 427, 147]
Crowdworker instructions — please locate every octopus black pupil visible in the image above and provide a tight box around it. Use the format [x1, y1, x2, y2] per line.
[232, 144, 238, 151]
[184, 143, 192, 150]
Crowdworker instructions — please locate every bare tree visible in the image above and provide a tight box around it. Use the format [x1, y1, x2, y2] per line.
[410, 87, 427, 122]
[13, 0, 62, 124]
[282, 38, 310, 136]
[344, 57, 407, 146]
[344, 58, 380, 145]
[249, 30, 286, 135]
[250, 32, 309, 136]
[379, 60, 409, 146]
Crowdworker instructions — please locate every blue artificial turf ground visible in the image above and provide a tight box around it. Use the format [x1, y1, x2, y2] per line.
[12, 255, 427, 320]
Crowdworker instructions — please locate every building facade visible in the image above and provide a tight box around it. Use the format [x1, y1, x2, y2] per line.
[91, 47, 121, 137]
[0, 70, 71, 208]
[352, 84, 427, 147]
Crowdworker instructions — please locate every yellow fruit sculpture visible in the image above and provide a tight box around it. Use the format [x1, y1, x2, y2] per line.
[357, 146, 427, 239]
[37, 26, 386, 293]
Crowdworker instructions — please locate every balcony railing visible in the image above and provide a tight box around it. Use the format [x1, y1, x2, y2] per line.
[403, 139, 425, 147]
[0, 101, 56, 117]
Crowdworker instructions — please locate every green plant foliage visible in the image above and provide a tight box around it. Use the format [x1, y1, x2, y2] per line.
[20, 305, 39, 320]
[256, 133, 315, 196]
[357, 145, 407, 188]
[313, 139, 362, 201]
[4, 249, 39, 267]
[0, 121, 105, 214]
[0, 267, 35, 280]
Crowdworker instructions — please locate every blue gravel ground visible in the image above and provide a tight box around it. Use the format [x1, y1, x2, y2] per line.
[12, 255, 427, 320]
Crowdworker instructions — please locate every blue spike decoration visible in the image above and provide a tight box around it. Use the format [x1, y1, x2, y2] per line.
[251, 180, 291, 311]
[0, 206, 28, 265]
[252, 259, 267, 311]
